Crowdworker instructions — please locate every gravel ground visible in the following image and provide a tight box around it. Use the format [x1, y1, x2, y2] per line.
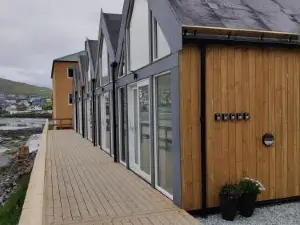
[197, 202, 300, 225]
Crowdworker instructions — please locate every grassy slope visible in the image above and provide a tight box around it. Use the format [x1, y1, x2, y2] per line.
[0, 78, 51, 97]
[0, 175, 30, 225]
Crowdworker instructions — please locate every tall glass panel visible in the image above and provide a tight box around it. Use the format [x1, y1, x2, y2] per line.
[133, 89, 139, 164]
[129, 0, 149, 70]
[105, 92, 111, 150]
[155, 73, 172, 195]
[102, 38, 108, 77]
[139, 85, 150, 175]
[79, 101, 82, 134]
[89, 97, 93, 140]
[101, 94, 106, 150]
[119, 88, 127, 162]
[157, 22, 170, 58]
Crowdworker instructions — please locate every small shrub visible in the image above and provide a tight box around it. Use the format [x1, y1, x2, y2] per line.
[220, 184, 242, 200]
[239, 178, 265, 196]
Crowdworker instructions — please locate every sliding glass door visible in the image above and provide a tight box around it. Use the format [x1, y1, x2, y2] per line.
[128, 79, 151, 181]
[154, 72, 173, 198]
[78, 100, 82, 135]
[87, 98, 92, 141]
[118, 87, 127, 165]
[100, 93, 111, 153]
[96, 96, 101, 147]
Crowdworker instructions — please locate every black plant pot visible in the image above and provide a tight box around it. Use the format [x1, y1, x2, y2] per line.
[239, 193, 257, 217]
[220, 194, 238, 221]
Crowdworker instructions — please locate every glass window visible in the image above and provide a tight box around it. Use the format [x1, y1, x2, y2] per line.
[157, 22, 170, 58]
[155, 73, 172, 196]
[139, 85, 150, 175]
[129, 0, 150, 71]
[118, 52, 125, 77]
[119, 88, 127, 163]
[68, 93, 73, 105]
[102, 38, 108, 78]
[105, 92, 111, 150]
[67, 68, 74, 78]
[152, 19, 170, 60]
[100, 92, 111, 152]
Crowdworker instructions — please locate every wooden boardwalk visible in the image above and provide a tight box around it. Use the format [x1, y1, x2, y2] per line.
[45, 130, 200, 225]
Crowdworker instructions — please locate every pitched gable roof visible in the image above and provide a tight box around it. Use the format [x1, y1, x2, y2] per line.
[86, 40, 98, 68]
[78, 55, 88, 86]
[54, 51, 85, 62]
[103, 13, 122, 53]
[51, 51, 85, 78]
[167, 0, 300, 34]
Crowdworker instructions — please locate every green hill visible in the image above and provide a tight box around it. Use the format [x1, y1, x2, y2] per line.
[0, 78, 52, 97]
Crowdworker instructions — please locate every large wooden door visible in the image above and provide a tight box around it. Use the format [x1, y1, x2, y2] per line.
[206, 45, 300, 208]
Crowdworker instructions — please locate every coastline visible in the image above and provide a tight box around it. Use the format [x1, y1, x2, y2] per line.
[0, 127, 43, 168]
[0, 113, 51, 119]
[0, 127, 42, 207]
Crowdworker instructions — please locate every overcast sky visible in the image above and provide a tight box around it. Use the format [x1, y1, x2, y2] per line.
[0, 0, 124, 88]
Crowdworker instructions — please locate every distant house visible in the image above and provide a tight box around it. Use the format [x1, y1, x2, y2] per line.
[0, 100, 8, 109]
[16, 94, 28, 100]
[45, 98, 51, 103]
[16, 104, 28, 111]
[6, 94, 16, 100]
[51, 51, 84, 128]
[29, 97, 45, 106]
[5, 104, 17, 113]
[6, 99, 16, 104]
[29, 105, 42, 111]
[18, 100, 30, 107]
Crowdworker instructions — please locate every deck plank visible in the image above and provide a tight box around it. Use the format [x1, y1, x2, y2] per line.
[45, 130, 200, 225]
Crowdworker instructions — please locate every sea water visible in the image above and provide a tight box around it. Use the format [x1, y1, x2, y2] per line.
[0, 118, 46, 130]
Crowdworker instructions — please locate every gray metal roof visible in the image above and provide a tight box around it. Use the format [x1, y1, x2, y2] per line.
[53, 50, 85, 62]
[87, 40, 98, 68]
[51, 50, 85, 78]
[167, 0, 300, 33]
[103, 13, 122, 53]
[79, 55, 88, 85]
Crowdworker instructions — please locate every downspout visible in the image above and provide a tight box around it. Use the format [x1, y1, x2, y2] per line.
[75, 91, 78, 132]
[81, 86, 85, 138]
[200, 45, 207, 217]
[111, 61, 118, 163]
[92, 79, 96, 146]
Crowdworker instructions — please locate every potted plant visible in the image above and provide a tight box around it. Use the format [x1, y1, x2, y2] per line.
[219, 184, 241, 221]
[238, 178, 265, 217]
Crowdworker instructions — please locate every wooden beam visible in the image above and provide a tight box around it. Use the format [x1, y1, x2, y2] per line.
[183, 25, 299, 41]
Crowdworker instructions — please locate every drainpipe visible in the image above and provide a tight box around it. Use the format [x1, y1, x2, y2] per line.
[92, 79, 96, 146]
[111, 61, 118, 163]
[75, 91, 78, 132]
[81, 86, 85, 138]
[200, 45, 207, 217]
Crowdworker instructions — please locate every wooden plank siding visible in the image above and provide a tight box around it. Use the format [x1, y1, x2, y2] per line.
[179, 45, 202, 210]
[205, 45, 300, 208]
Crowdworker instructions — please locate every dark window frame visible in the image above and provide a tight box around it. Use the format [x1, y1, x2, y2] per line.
[67, 67, 74, 78]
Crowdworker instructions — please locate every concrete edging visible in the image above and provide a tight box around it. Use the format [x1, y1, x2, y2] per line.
[18, 120, 49, 225]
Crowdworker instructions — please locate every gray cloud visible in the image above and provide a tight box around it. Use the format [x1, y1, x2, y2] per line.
[0, 0, 124, 88]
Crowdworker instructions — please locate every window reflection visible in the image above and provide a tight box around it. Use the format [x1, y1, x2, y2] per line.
[139, 85, 150, 175]
[129, 0, 149, 70]
[119, 88, 127, 162]
[102, 38, 108, 77]
[105, 93, 111, 150]
[155, 73, 172, 195]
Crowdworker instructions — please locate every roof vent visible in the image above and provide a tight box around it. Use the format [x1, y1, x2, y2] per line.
[208, 2, 219, 10]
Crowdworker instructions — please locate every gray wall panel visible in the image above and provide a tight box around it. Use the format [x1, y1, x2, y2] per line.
[171, 66, 181, 207]
[117, 52, 179, 87]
